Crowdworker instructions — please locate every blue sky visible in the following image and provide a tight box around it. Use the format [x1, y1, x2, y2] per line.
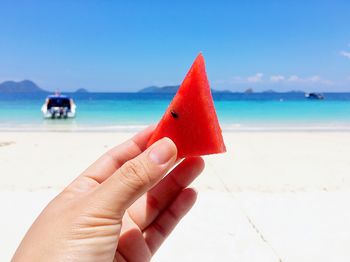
[0, 0, 350, 92]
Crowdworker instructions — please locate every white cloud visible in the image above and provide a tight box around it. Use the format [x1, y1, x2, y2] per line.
[340, 51, 350, 59]
[286, 75, 333, 85]
[271, 75, 333, 85]
[306, 75, 333, 84]
[287, 75, 301, 82]
[309, 75, 321, 82]
[247, 73, 263, 83]
[270, 75, 285, 82]
[231, 76, 242, 82]
[216, 73, 332, 86]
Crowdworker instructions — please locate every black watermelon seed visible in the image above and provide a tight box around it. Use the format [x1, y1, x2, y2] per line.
[171, 110, 179, 119]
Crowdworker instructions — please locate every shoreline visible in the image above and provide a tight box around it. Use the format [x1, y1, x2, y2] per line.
[1, 124, 350, 133]
[1, 131, 350, 192]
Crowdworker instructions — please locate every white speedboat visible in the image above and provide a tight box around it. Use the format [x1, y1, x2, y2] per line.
[305, 93, 325, 100]
[41, 95, 76, 119]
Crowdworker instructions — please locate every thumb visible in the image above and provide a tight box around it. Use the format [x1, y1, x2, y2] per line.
[92, 137, 177, 215]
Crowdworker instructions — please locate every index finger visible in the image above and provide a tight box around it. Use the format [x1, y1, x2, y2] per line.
[80, 125, 155, 183]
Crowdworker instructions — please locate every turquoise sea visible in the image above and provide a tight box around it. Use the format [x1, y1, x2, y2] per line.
[1, 92, 350, 131]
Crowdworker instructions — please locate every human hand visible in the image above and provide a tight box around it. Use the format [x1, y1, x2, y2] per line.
[12, 126, 204, 262]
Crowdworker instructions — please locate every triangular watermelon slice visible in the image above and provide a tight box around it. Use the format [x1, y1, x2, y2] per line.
[147, 53, 226, 158]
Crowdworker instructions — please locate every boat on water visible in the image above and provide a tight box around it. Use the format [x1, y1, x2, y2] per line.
[305, 93, 325, 100]
[41, 94, 76, 119]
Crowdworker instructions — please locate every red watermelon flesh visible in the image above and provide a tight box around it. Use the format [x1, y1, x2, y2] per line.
[147, 53, 226, 158]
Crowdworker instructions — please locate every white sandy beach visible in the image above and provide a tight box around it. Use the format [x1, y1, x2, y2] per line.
[1, 131, 350, 261]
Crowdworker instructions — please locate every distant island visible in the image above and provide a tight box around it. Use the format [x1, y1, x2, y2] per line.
[138, 85, 180, 93]
[138, 85, 233, 94]
[0, 79, 307, 94]
[0, 80, 47, 93]
[0, 80, 88, 94]
[137, 85, 302, 94]
[74, 88, 89, 93]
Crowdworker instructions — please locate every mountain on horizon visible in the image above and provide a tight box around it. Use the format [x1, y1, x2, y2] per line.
[74, 88, 89, 93]
[0, 80, 91, 94]
[138, 85, 309, 94]
[0, 80, 47, 93]
[138, 85, 180, 93]
[138, 85, 233, 94]
[0, 80, 307, 94]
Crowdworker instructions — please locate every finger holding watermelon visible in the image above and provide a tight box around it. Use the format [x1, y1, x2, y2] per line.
[12, 54, 225, 262]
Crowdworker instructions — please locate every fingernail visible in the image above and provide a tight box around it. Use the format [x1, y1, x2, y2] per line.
[149, 138, 176, 165]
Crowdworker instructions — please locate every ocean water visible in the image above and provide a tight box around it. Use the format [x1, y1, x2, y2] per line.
[0, 92, 350, 131]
